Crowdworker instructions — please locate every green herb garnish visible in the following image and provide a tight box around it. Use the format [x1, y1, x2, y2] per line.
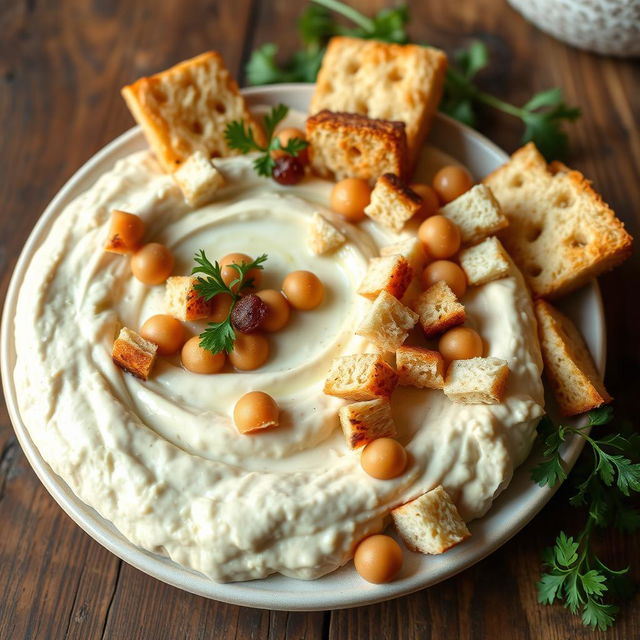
[246, 0, 580, 160]
[224, 103, 309, 178]
[532, 407, 640, 629]
[192, 250, 268, 354]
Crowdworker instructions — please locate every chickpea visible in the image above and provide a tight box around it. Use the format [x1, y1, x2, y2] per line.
[140, 315, 186, 356]
[228, 331, 270, 370]
[409, 183, 440, 219]
[233, 391, 280, 434]
[210, 293, 234, 323]
[219, 253, 262, 291]
[360, 438, 408, 480]
[353, 535, 403, 584]
[106, 210, 145, 254]
[439, 327, 484, 361]
[432, 165, 474, 204]
[418, 215, 461, 259]
[255, 289, 291, 332]
[273, 127, 309, 164]
[181, 336, 226, 374]
[130, 243, 174, 285]
[282, 270, 324, 310]
[423, 260, 467, 299]
[330, 178, 371, 222]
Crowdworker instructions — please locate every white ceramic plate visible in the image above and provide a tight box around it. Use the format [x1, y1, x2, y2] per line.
[0, 84, 605, 611]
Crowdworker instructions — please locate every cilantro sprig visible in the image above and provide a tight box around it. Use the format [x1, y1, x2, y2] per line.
[192, 250, 268, 354]
[246, 0, 580, 160]
[224, 104, 309, 178]
[532, 407, 640, 629]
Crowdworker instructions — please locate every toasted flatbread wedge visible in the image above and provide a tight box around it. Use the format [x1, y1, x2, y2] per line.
[484, 143, 633, 298]
[310, 37, 447, 167]
[122, 51, 265, 173]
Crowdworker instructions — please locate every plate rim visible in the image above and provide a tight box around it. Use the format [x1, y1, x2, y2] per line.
[0, 83, 606, 611]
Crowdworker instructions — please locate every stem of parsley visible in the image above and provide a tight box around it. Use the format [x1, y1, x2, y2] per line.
[312, 0, 374, 32]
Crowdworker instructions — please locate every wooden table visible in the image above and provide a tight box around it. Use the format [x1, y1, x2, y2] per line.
[1, 1, 638, 638]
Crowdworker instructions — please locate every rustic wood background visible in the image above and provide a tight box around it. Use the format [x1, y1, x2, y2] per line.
[1, 0, 638, 638]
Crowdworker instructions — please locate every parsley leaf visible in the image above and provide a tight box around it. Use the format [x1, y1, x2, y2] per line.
[534, 408, 639, 629]
[224, 104, 308, 178]
[192, 250, 268, 354]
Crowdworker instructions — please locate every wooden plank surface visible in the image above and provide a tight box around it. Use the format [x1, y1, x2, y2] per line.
[1, 0, 638, 638]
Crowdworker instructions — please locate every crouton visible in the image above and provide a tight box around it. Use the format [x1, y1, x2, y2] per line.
[391, 485, 470, 554]
[364, 173, 423, 233]
[443, 357, 510, 404]
[165, 276, 212, 322]
[534, 299, 611, 416]
[356, 290, 419, 352]
[484, 142, 633, 298]
[357, 255, 413, 301]
[306, 110, 408, 183]
[458, 236, 511, 286]
[396, 346, 445, 389]
[411, 281, 465, 338]
[323, 353, 398, 400]
[309, 37, 447, 167]
[440, 184, 508, 246]
[121, 51, 265, 173]
[104, 210, 145, 255]
[338, 398, 397, 449]
[112, 327, 158, 380]
[307, 212, 346, 255]
[172, 151, 225, 207]
[380, 237, 428, 273]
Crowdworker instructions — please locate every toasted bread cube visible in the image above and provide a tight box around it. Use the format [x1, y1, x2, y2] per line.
[310, 37, 447, 167]
[358, 255, 412, 301]
[339, 398, 397, 449]
[165, 276, 212, 322]
[380, 237, 428, 273]
[459, 236, 511, 286]
[356, 291, 419, 352]
[121, 52, 265, 173]
[172, 151, 225, 207]
[411, 281, 465, 338]
[364, 173, 422, 233]
[104, 210, 145, 255]
[444, 357, 510, 404]
[440, 184, 508, 246]
[324, 353, 398, 400]
[112, 327, 158, 380]
[306, 110, 408, 183]
[307, 212, 346, 255]
[396, 346, 445, 389]
[484, 142, 633, 298]
[534, 299, 611, 416]
[391, 486, 470, 554]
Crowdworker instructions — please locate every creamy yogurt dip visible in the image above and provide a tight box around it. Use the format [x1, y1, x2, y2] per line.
[13, 128, 545, 582]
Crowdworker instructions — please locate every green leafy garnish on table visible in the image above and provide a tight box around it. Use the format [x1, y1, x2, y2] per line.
[246, 0, 581, 160]
[224, 103, 308, 177]
[192, 250, 267, 354]
[532, 407, 640, 629]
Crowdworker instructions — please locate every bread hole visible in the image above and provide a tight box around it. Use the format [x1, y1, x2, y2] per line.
[191, 120, 203, 135]
[210, 151, 221, 159]
[569, 233, 588, 248]
[214, 102, 226, 115]
[554, 192, 573, 208]
[354, 100, 369, 115]
[528, 264, 543, 278]
[346, 62, 359, 74]
[388, 69, 403, 82]
[527, 225, 543, 242]
[152, 87, 168, 104]
[510, 174, 524, 188]
[349, 146, 362, 158]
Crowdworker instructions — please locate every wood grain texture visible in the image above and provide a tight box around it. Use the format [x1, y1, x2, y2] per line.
[1, 0, 638, 638]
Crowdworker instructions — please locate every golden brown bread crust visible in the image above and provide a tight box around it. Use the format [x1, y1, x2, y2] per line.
[357, 255, 413, 301]
[396, 345, 445, 389]
[121, 51, 265, 173]
[323, 355, 399, 400]
[483, 143, 633, 299]
[306, 110, 408, 183]
[381, 173, 422, 205]
[534, 299, 612, 415]
[112, 330, 157, 380]
[338, 399, 397, 448]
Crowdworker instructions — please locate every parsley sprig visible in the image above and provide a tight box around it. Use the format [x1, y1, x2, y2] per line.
[192, 250, 268, 354]
[224, 104, 309, 177]
[532, 407, 640, 629]
[246, 0, 580, 160]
